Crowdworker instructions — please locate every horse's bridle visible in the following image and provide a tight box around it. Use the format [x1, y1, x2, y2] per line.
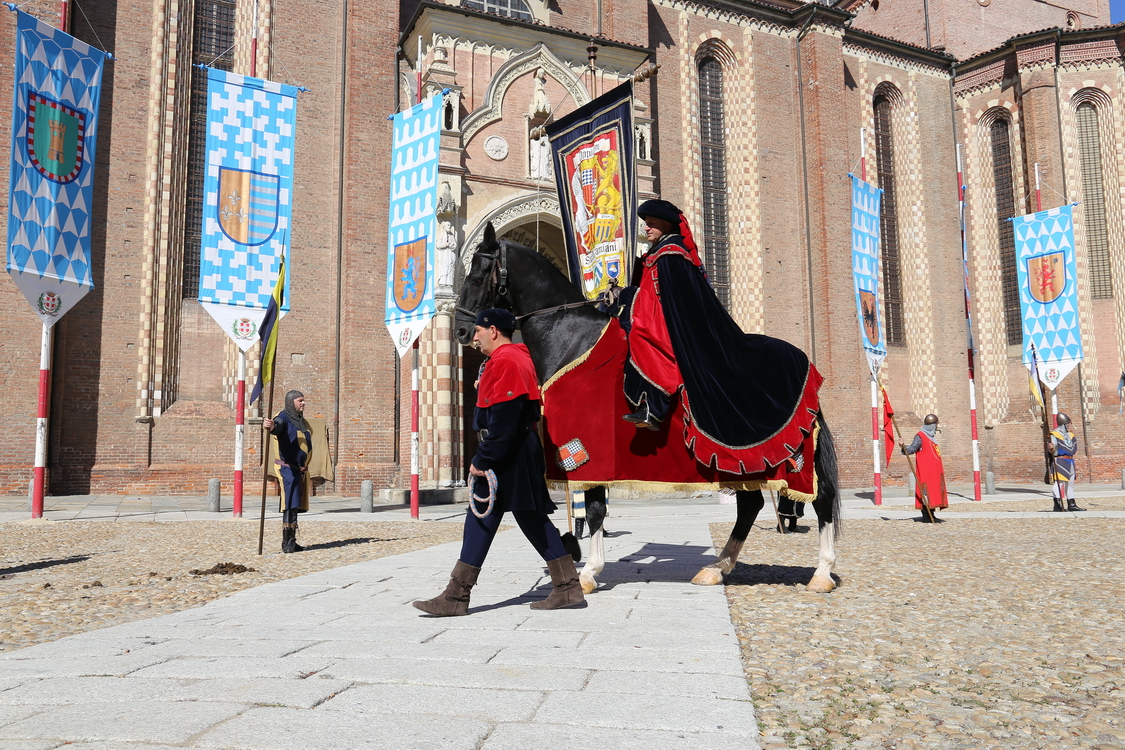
[455, 240, 602, 323]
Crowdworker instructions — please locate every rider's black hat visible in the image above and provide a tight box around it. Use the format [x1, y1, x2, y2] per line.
[638, 199, 683, 226]
[474, 308, 516, 331]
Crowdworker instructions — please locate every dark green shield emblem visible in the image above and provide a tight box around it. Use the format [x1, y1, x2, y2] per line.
[27, 92, 86, 183]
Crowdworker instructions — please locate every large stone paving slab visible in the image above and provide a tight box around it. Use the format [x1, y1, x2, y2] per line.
[0, 500, 758, 749]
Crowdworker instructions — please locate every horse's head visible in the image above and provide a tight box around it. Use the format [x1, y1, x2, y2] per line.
[454, 223, 509, 345]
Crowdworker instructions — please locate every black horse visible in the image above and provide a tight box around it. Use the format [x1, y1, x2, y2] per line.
[455, 224, 841, 592]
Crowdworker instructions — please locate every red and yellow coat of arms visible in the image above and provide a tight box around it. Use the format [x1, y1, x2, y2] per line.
[562, 130, 626, 298]
[1027, 252, 1065, 304]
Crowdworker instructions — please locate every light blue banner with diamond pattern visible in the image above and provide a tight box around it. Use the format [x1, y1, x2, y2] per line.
[1014, 204, 1083, 390]
[197, 68, 297, 350]
[851, 175, 886, 376]
[6, 10, 106, 327]
[385, 94, 440, 357]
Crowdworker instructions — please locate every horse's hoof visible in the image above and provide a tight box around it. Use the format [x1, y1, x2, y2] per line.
[580, 576, 597, 595]
[806, 575, 836, 593]
[691, 566, 724, 586]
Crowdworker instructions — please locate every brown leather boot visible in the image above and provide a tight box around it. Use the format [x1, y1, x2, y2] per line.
[412, 561, 480, 616]
[531, 555, 586, 610]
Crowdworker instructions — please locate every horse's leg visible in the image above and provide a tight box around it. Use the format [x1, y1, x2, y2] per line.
[692, 489, 764, 585]
[807, 415, 841, 593]
[579, 486, 607, 594]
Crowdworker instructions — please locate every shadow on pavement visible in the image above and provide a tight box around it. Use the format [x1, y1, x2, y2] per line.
[0, 554, 93, 576]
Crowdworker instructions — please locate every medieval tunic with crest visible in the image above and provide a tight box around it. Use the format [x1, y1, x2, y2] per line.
[904, 429, 949, 510]
[472, 342, 555, 514]
[1050, 427, 1078, 484]
[623, 233, 823, 475]
[270, 411, 311, 513]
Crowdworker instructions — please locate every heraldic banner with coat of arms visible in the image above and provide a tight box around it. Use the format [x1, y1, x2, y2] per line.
[385, 94, 440, 357]
[197, 68, 297, 351]
[545, 82, 636, 300]
[850, 174, 886, 376]
[1013, 204, 1083, 391]
[5, 10, 107, 327]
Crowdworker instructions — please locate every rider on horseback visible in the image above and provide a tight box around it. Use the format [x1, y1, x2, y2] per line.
[616, 199, 823, 477]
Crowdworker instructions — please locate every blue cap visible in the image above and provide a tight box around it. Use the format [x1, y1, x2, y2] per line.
[474, 308, 516, 331]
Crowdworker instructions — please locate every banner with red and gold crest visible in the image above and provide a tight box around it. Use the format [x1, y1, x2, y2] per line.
[1013, 204, 1083, 391]
[545, 82, 636, 299]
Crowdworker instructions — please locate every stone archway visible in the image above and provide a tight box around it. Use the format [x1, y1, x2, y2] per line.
[460, 193, 563, 273]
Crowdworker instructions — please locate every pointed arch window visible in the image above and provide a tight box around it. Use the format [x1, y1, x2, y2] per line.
[1076, 102, 1112, 299]
[182, 0, 236, 298]
[698, 57, 730, 309]
[873, 94, 904, 346]
[990, 117, 1021, 345]
[461, 0, 533, 21]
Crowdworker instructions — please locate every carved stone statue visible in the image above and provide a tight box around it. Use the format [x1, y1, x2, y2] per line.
[530, 67, 551, 117]
[436, 181, 457, 215]
[436, 220, 458, 288]
[530, 133, 554, 181]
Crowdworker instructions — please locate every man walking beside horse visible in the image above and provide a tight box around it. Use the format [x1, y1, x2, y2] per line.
[414, 308, 585, 616]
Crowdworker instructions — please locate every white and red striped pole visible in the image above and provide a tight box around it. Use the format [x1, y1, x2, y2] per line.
[410, 339, 420, 519]
[861, 128, 882, 506]
[1035, 162, 1042, 212]
[957, 145, 982, 501]
[234, 2, 258, 517]
[31, 324, 52, 518]
[233, 352, 245, 516]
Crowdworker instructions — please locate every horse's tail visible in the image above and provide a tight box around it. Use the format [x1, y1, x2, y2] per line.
[815, 411, 842, 541]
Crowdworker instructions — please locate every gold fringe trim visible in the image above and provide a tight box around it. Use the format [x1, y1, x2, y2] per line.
[548, 479, 721, 493]
[541, 320, 612, 398]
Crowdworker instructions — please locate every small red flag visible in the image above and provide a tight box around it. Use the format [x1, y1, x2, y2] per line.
[882, 388, 895, 466]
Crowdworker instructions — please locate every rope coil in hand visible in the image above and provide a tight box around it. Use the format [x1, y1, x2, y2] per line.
[470, 470, 498, 518]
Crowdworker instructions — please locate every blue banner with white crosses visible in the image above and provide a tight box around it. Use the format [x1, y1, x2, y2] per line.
[385, 94, 440, 357]
[850, 175, 886, 376]
[197, 68, 297, 351]
[1014, 204, 1083, 391]
[5, 10, 107, 327]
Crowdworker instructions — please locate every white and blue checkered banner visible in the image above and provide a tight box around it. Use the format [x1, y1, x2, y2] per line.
[197, 68, 297, 351]
[385, 94, 440, 357]
[850, 175, 886, 376]
[6, 10, 107, 327]
[1014, 204, 1083, 391]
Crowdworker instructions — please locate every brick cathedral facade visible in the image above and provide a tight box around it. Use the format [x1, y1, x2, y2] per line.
[0, 0, 1121, 495]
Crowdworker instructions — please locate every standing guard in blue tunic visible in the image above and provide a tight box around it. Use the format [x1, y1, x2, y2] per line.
[1049, 413, 1085, 513]
[263, 390, 312, 552]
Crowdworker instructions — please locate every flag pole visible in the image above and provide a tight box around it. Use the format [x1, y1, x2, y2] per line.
[31, 324, 52, 519]
[258, 371, 277, 555]
[861, 129, 882, 507]
[410, 339, 420, 519]
[957, 144, 982, 501]
[234, 352, 245, 517]
[871, 374, 882, 506]
[234, 0, 259, 522]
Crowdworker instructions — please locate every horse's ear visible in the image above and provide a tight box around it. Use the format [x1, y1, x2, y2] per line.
[483, 222, 496, 247]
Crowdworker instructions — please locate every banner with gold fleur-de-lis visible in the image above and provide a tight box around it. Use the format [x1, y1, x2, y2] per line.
[197, 68, 298, 351]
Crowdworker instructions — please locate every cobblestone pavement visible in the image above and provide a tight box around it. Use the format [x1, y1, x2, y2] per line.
[1, 487, 1123, 748]
[0, 519, 464, 653]
[717, 504, 1125, 749]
